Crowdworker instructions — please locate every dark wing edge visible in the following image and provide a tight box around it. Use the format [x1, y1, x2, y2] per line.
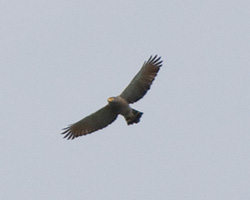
[61, 105, 118, 140]
[120, 55, 163, 103]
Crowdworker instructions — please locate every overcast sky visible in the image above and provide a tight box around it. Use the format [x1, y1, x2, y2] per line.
[1, 1, 250, 199]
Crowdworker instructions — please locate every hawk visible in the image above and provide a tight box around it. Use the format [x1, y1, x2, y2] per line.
[62, 55, 163, 139]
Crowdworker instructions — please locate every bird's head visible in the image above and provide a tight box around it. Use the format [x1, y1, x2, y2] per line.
[107, 97, 115, 103]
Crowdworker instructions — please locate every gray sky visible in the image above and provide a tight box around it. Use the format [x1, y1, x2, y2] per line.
[1, 0, 250, 199]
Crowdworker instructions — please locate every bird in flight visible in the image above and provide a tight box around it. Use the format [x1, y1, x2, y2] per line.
[62, 55, 163, 139]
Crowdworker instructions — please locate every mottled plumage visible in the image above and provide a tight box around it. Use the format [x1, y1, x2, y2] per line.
[62, 55, 163, 139]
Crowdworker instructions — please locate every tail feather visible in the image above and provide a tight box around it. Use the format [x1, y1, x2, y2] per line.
[126, 109, 143, 125]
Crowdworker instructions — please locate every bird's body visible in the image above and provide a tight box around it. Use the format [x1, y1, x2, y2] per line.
[108, 96, 143, 125]
[107, 96, 130, 116]
[62, 55, 163, 139]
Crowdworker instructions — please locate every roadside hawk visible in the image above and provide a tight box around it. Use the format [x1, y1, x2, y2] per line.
[62, 55, 163, 139]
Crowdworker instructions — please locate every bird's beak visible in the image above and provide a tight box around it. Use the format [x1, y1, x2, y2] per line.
[108, 97, 114, 102]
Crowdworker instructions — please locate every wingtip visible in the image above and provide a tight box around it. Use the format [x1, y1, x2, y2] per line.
[61, 126, 75, 140]
[147, 55, 163, 67]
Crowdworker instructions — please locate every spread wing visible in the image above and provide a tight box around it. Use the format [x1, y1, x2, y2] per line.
[62, 105, 118, 139]
[120, 55, 162, 104]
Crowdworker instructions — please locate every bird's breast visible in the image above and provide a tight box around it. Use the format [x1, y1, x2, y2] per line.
[108, 96, 131, 116]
